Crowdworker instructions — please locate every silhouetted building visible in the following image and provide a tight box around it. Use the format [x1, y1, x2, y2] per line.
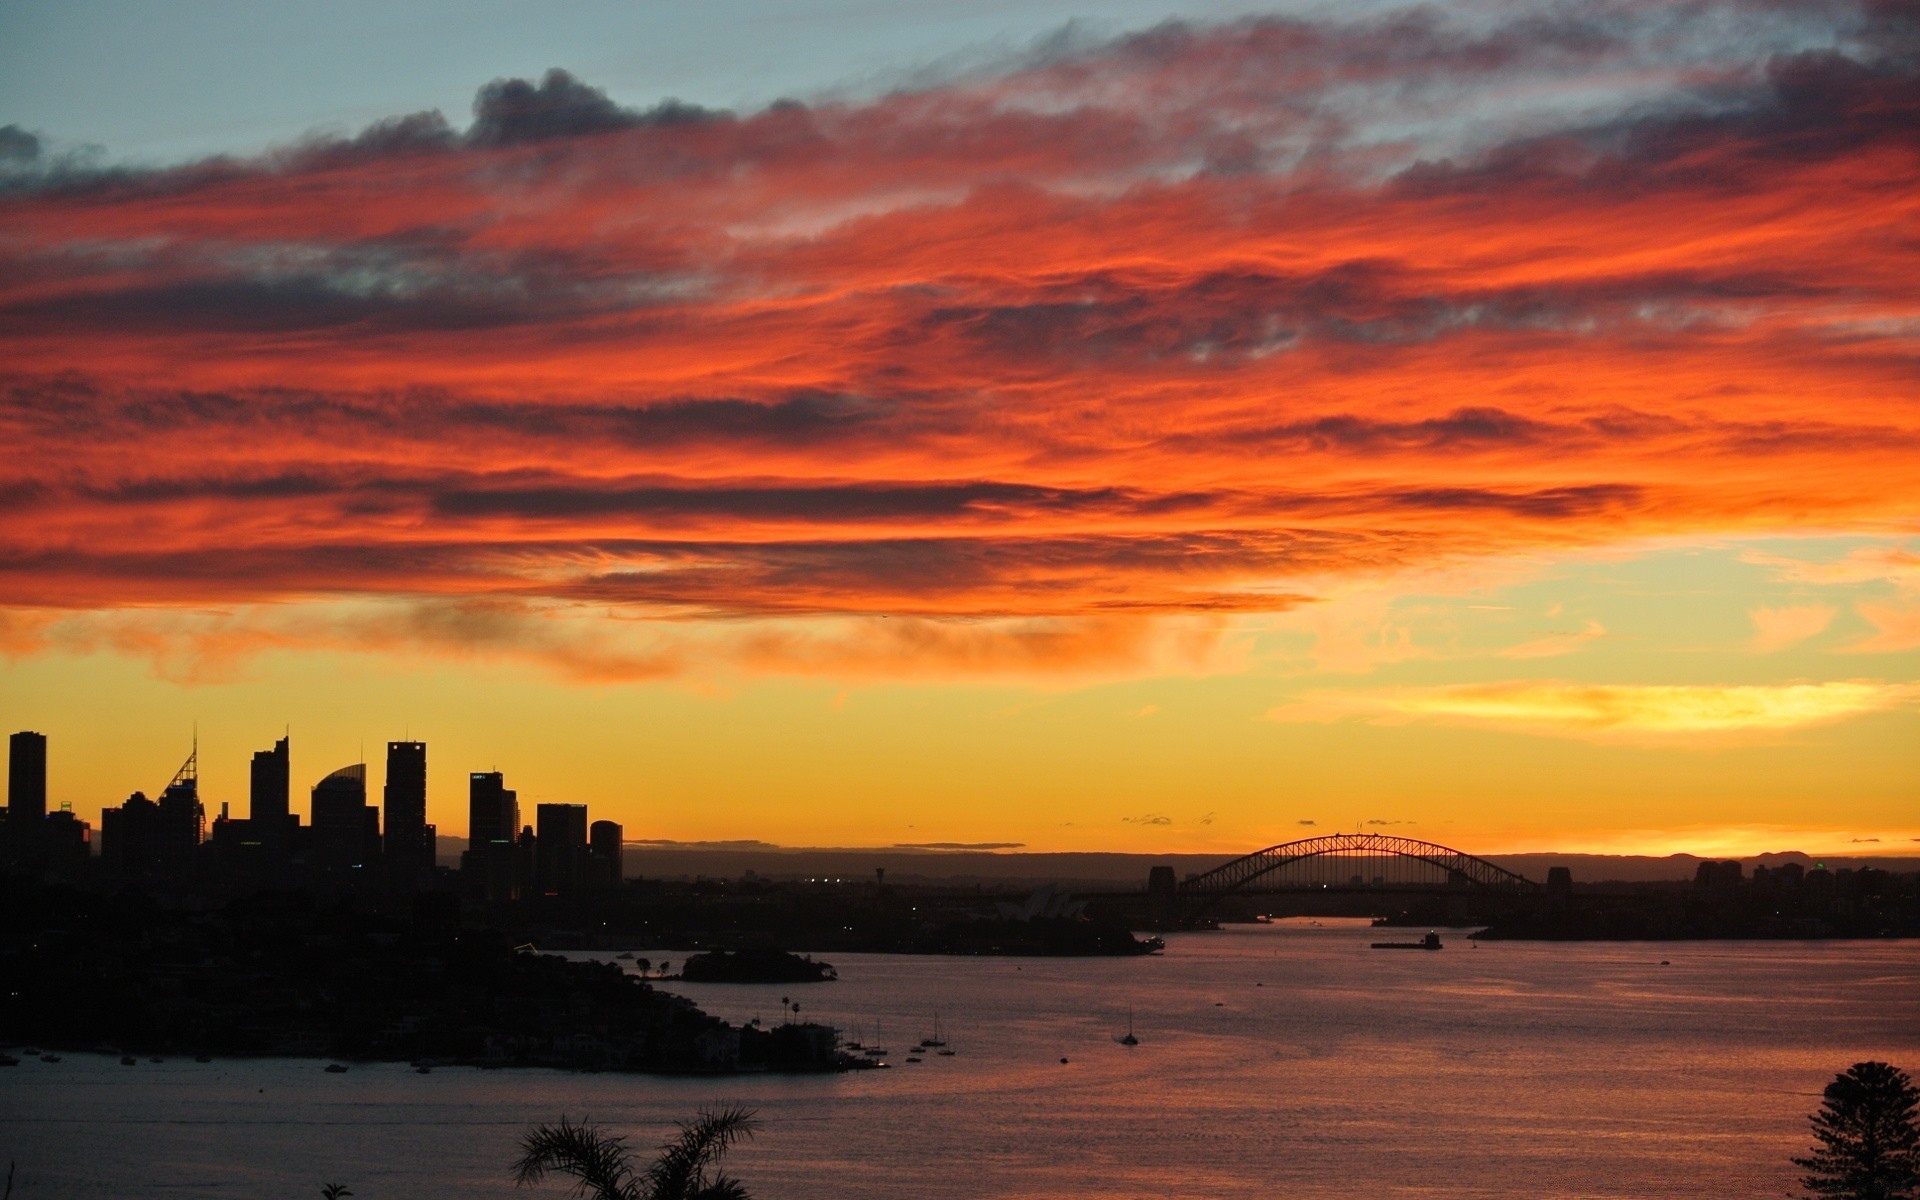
[462, 771, 521, 900]
[536, 804, 588, 896]
[251, 735, 291, 862]
[41, 804, 90, 874]
[383, 741, 430, 877]
[517, 824, 538, 897]
[311, 763, 377, 873]
[154, 743, 204, 877]
[589, 819, 623, 890]
[101, 790, 160, 881]
[1695, 860, 1743, 892]
[468, 771, 517, 847]
[8, 730, 47, 863]
[209, 802, 259, 857]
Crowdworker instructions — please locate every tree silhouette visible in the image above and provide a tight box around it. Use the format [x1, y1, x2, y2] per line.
[320, 1186, 353, 1199]
[513, 1108, 758, 1200]
[1795, 1061, 1920, 1199]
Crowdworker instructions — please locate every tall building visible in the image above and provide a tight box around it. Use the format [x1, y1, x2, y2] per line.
[7, 731, 47, 862]
[589, 819, 623, 890]
[383, 741, 429, 875]
[101, 790, 160, 880]
[463, 771, 520, 901]
[42, 804, 91, 874]
[311, 763, 375, 872]
[250, 735, 291, 861]
[467, 771, 517, 847]
[535, 803, 588, 896]
[154, 741, 203, 877]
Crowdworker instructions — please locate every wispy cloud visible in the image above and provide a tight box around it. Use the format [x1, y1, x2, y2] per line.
[1267, 679, 1918, 742]
[1744, 547, 1920, 591]
[1749, 604, 1836, 653]
[1499, 619, 1607, 660]
[1848, 603, 1920, 654]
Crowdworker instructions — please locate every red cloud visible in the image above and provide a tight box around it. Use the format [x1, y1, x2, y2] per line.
[1, 0, 1915, 637]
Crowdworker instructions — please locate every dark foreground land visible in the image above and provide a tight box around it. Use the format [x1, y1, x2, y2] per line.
[0, 880, 850, 1073]
[1469, 862, 1920, 940]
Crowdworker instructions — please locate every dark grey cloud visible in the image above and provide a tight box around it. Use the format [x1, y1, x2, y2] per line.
[1382, 484, 1643, 519]
[1395, 37, 1920, 198]
[0, 125, 41, 163]
[469, 68, 720, 146]
[912, 261, 1843, 369]
[0, 378, 896, 452]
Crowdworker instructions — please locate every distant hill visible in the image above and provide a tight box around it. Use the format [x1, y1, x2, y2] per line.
[435, 838, 1918, 888]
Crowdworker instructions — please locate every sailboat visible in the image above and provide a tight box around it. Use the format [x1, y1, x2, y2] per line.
[1115, 1006, 1139, 1046]
[918, 1013, 948, 1049]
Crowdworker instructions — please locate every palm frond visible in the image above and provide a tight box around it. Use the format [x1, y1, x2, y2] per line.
[641, 1107, 759, 1200]
[513, 1116, 636, 1200]
[688, 1174, 753, 1200]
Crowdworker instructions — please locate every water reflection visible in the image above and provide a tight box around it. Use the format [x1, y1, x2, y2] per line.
[3, 921, 1915, 1198]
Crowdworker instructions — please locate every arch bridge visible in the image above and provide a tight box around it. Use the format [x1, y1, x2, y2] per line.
[1157, 833, 1537, 912]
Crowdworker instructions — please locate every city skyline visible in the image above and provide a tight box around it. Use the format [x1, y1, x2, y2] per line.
[2, 720, 1913, 861]
[2, 0, 1917, 857]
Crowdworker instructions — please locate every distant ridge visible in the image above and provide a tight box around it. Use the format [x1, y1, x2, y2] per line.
[434, 840, 1919, 886]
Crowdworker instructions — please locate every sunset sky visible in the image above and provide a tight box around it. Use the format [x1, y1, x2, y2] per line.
[1, 0, 1915, 857]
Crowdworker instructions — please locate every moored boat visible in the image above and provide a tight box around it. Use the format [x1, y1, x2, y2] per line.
[1371, 931, 1444, 950]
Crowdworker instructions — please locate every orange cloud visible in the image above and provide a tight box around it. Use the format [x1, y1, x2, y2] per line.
[1, 0, 1916, 672]
[1849, 603, 1920, 654]
[1749, 604, 1836, 653]
[0, 599, 1248, 684]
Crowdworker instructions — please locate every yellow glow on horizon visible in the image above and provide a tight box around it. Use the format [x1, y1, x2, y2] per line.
[1269, 679, 1919, 742]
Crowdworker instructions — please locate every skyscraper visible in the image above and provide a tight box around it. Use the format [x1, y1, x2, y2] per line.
[311, 763, 373, 872]
[535, 803, 589, 896]
[7, 731, 47, 861]
[589, 819, 623, 890]
[154, 740, 203, 877]
[467, 771, 517, 847]
[250, 735, 290, 861]
[383, 741, 428, 875]
[464, 771, 520, 900]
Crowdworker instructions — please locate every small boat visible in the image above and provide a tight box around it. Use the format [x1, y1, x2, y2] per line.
[194, 1054, 212, 1063]
[120, 1056, 136, 1066]
[1371, 931, 1444, 951]
[415, 1066, 432, 1074]
[919, 1013, 947, 1049]
[936, 1048, 956, 1057]
[324, 1063, 349, 1073]
[616, 952, 634, 961]
[41, 1054, 61, 1063]
[863, 1047, 889, 1058]
[1116, 1007, 1139, 1047]
[904, 1055, 923, 1063]
[148, 1057, 164, 1063]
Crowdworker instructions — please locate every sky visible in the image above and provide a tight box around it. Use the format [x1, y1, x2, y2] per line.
[1, 0, 1916, 858]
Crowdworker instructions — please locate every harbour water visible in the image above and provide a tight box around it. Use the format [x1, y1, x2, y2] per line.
[5, 921, 1916, 1198]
